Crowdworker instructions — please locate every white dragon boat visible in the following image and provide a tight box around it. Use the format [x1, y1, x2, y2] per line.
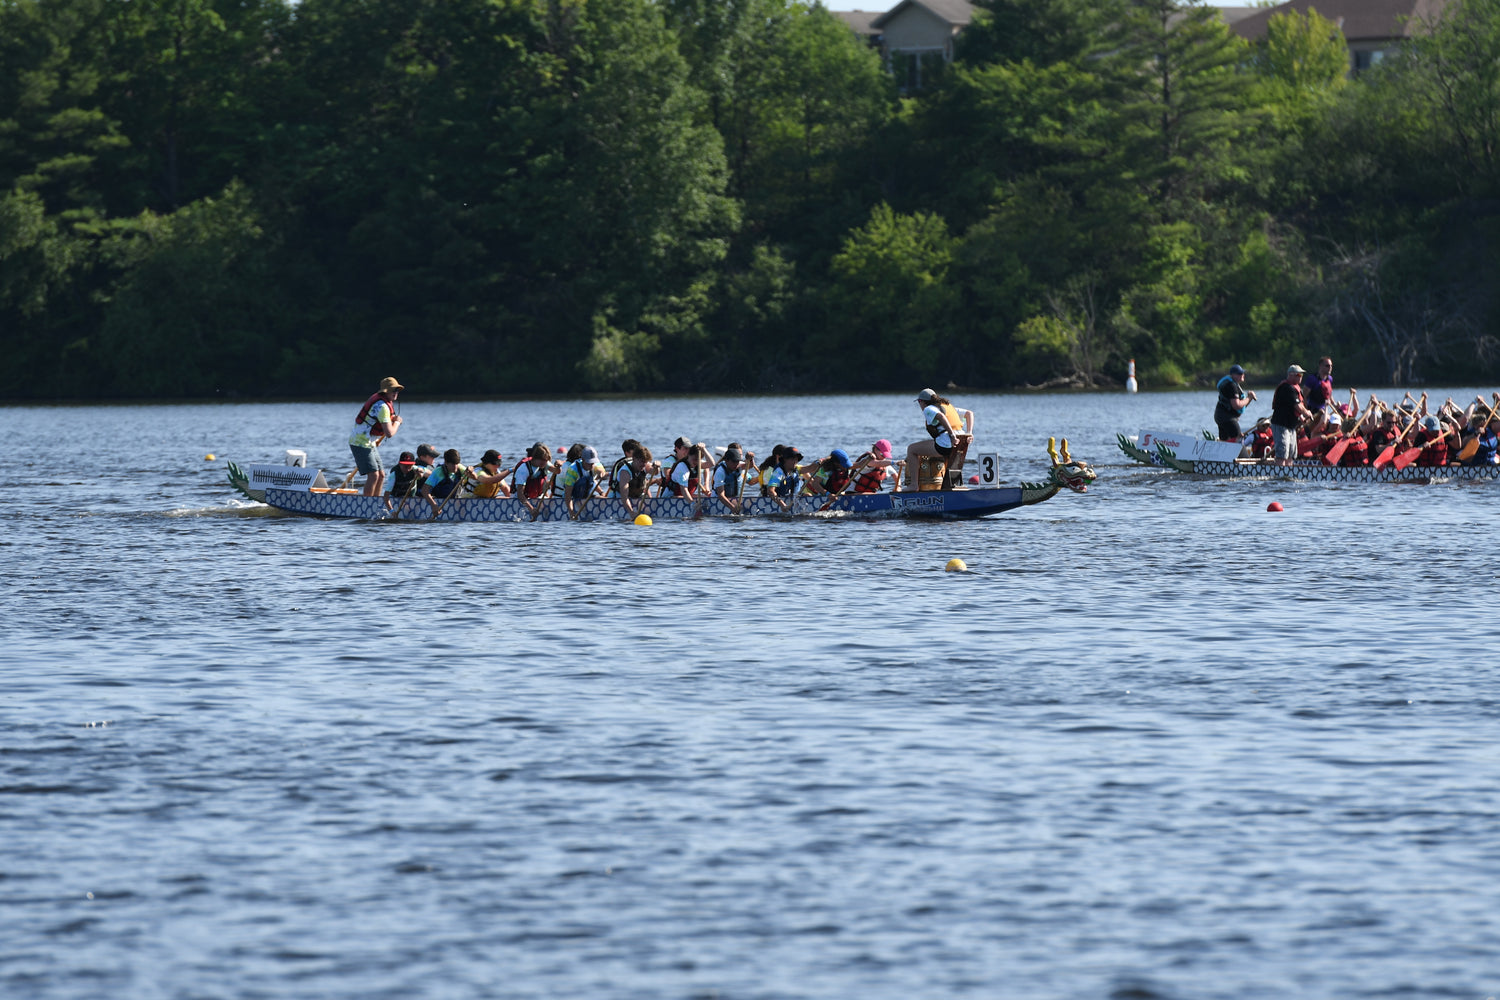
[228, 440, 1096, 522]
[1118, 429, 1500, 483]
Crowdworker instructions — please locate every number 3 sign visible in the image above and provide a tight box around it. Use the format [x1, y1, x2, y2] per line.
[976, 452, 1000, 486]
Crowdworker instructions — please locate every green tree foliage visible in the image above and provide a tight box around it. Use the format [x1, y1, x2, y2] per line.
[7, 0, 1500, 397]
[818, 203, 957, 384]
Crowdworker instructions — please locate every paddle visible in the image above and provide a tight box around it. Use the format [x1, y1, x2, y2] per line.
[1373, 393, 1426, 468]
[1456, 394, 1500, 462]
[430, 468, 472, 521]
[1322, 395, 1381, 466]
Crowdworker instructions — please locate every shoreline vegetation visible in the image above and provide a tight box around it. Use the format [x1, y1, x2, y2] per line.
[5, 0, 1500, 401]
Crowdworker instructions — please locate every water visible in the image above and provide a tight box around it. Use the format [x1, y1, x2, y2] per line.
[3, 391, 1499, 1000]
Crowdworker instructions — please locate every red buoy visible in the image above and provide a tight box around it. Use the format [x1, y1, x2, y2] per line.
[969, 474, 980, 484]
[1267, 501, 1284, 512]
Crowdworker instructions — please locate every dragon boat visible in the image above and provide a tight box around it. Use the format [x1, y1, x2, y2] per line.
[1118, 430, 1500, 483]
[227, 440, 1096, 522]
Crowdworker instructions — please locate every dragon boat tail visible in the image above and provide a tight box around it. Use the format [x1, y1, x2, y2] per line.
[228, 439, 1097, 522]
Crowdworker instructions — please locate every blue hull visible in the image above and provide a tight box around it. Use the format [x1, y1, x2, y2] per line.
[263, 487, 1036, 522]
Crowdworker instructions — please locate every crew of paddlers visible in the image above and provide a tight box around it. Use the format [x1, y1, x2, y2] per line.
[1215, 360, 1500, 469]
[347, 379, 976, 513]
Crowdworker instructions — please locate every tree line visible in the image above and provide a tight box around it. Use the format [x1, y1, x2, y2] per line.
[3, 0, 1499, 399]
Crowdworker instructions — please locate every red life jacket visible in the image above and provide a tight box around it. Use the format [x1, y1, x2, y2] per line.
[1416, 432, 1448, 467]
[513, 458, 550, 498]
[1339, 438, 1368, 466]
[355, 393, 390, 438]
[853, 460, 887, 493]
[822, 465, 852, 494]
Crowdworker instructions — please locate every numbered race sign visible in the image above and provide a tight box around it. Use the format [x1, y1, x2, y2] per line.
[976, 452, 1001, 486]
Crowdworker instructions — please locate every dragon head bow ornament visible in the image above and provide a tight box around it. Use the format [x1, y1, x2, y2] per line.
[1045, 437, 1097, 493]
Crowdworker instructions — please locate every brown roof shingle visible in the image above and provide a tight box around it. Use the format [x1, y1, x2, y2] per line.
[1232, 0, 1450, 44]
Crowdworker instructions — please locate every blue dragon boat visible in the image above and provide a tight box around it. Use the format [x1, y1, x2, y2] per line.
[228, 440, 1096, 522]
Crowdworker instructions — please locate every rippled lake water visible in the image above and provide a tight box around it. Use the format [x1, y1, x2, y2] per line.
[3, 390, 1500, 1000]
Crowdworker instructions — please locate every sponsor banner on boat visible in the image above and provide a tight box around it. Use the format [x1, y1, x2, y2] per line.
[244, 464, 328, 492]
[1136, 430, 1198, 454]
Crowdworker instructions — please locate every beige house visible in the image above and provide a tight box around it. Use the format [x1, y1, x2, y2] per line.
[835, 2, 1268, 88]
[1231, 0, 1450, 72]
[835, 0, 975, 89]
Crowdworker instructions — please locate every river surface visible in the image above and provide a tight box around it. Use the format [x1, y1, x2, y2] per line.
[3, 390, 1499, 1000]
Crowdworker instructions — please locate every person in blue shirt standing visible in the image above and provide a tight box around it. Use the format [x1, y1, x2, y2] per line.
[1214, 365, 1257, 442]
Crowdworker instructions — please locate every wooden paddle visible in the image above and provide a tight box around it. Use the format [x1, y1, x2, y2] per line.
[1372, 393, 1426, 469]
[430, 468, 473, 520]
[1322, 397, 1375, 466]
[1456, 394, 1500, 462]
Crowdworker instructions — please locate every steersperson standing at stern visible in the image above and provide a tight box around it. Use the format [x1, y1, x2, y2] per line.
[1214, 364, 1256, 442]
[349, 377, 404, 496]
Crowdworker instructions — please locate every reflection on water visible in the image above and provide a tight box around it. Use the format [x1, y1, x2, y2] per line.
[2, 391, 1498, 999]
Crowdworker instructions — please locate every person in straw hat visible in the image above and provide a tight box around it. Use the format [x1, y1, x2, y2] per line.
[349, 376, 404, 495]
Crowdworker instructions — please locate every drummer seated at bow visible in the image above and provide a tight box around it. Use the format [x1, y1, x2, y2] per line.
[802, 449, 854, 497]
[421, 449, 472, 511]
[711, 445, 754, 513]
[905, 388, 974, 490]
[512, 442, 555, 517]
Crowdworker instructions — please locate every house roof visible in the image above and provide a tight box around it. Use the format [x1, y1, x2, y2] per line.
[870, 0, 975, 31]
[1214, 7, 1262, 28]
[1231, 0, 1450, 44]
[834, 10, 883, 37]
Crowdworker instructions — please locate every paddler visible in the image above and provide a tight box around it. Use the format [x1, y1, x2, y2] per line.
[803, 449, 854, 497]
[766, 447, 804, 512]
[611, 444, 653, 514]
[1214, 365, 1256, 442]
[512, 442, 555, 518]
[711, 445, 753, 513]
[388, 452, 423, 498]
[850, 439, 902, 493]
[348, 376, 404, 496]
[469, 449, 510, 498]
[905, 388, 974, 489]
[1414, 414, 1453, 467]
[1470, 412, 1500, 466]
[421, 448, 472, 512]
[661, 437, 696, 498]
[560, 445, 606, 519]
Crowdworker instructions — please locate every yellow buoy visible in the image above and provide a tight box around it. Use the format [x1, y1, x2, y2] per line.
[204, 454, 216, 461]
[945, 558, 967, 573]
[634, 513, 653, 526]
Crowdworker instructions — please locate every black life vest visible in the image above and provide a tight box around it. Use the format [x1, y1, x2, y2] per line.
[663, 458, 692, 497]
[389, 465, 423, 498]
